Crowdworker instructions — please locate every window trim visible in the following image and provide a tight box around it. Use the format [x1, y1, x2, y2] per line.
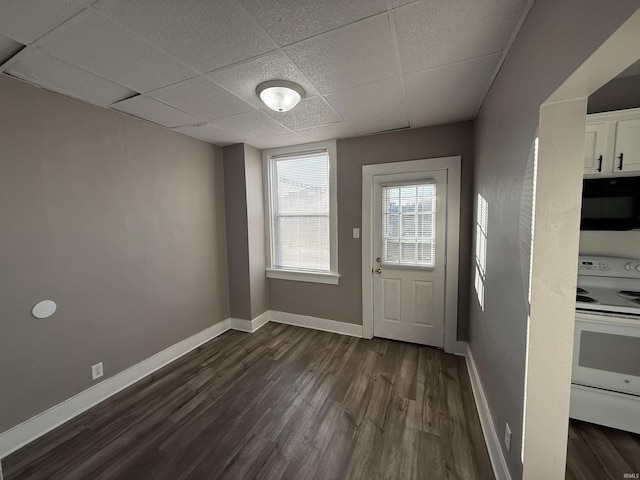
[263, 140, 339, 284]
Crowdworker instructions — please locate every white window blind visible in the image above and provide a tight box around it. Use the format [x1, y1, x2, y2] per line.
[382, 183, 436, 267]
[272, 150, 330, 272]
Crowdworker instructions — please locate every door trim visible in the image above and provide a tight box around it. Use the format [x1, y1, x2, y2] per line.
[362, 156, 463, 354]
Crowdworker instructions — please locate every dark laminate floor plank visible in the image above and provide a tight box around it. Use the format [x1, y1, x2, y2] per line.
[566, 418, 640, 480]
[3, 324, 494, 480]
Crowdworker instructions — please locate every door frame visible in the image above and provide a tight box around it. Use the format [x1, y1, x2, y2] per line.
[362, 156, 463, 354]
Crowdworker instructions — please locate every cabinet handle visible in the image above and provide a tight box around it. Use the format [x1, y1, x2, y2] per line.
[618, 152, 624, 170]
[597, 155, 602, 172]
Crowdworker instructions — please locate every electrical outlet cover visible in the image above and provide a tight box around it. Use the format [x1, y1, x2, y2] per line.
[91, 362, 104, 380]
[504, 422, 512, 452]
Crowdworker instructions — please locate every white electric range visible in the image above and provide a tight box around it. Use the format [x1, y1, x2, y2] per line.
[571, 255, 640, 434]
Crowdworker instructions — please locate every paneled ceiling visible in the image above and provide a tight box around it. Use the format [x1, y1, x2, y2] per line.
[0, 0, 531, 149]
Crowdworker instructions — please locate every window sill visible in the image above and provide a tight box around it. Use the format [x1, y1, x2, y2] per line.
[266, 268, 340, 285]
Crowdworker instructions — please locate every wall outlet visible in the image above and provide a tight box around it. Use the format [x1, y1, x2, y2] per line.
[504, 422, 512, 452]
[91, 362, 104, 380]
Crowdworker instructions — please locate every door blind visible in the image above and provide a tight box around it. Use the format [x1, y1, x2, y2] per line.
[382, 183, 436, 267]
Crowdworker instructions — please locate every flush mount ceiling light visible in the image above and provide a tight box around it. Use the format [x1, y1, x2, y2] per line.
[256, 80, 304, 112]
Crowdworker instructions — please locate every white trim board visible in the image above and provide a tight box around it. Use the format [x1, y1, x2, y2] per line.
[229, 311, 270, 333]
[463, 342, 512, 480]
[269, 310, 364, 338]
[0, 319, 232, 460]
[361, 156, 464, 354]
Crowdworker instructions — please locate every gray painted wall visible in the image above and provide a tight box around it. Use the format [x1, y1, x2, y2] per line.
[0, 75, 230, 433]
[587, 74, 640, 113]
[470, 0, 639, 477]
[244, 145, 268, 320]
[269, 122, 474, 339]
[223, 144, 252, 320]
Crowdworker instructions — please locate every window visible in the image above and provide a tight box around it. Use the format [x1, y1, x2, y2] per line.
[382, 183, 436, 267]
[264, 141, 339, 284]
[475, 193, 488, 310]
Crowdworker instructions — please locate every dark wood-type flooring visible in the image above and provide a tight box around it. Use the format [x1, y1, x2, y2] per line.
[3, 323, 493, 480]
[566, 418, 640, 480]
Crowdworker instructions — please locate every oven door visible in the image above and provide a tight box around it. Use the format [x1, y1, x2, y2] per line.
[573, 311, 640, 396]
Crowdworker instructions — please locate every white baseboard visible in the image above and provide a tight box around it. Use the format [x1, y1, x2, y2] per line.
[268, 310, 363, 337]
[0, 319, 231, 460]
[229, 311, 270, 333]
[462, 342, 511, 480]
[0, 311, 363, 462]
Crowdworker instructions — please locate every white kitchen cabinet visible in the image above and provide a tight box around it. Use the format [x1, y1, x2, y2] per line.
[614, 118, 640, 173]
[585, 107, 640, 177]
[583, 123, 609, 175]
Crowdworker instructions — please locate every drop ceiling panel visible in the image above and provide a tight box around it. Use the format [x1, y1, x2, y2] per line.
[111, 95, 202, 128]
[240, 0, 387, 47]
[6, 47, 135, 107]
[207, 51, 318, 109]
[326, 77, 408, 135]
[248, 131, 305, 150]
[36, 10, 197, 92]
[150, 76, 253, 121]
[0, 33, 23, 64]
[295, 123, 359, 143]
[172, 123, 248, 146]
[213, 110, 287, 137]
[0, 0, 91, 44]
[394, 0, 526, 74]
[265, 97, 341, 131]
[96, 0, 277, 74]
[405, 54, 501, 128]
[285, 15, 397, 94]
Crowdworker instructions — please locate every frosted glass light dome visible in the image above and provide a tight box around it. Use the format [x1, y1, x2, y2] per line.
[256, 80, 304, 112]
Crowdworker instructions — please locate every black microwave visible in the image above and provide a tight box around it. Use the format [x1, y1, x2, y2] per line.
[581, 176, 640, 231]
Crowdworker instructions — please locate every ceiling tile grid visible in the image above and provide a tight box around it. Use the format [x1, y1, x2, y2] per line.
[5, 47, 136, 107]
[0, 0, 92, 44]
[0, 0, 533, 149]
[206, 51, 319, 110]
[95, 0, 278, 74]
[0, 33, 23, 65]
[264, 96, 342, 131]
[212, 110, 288, 138]
[172, 123, 249, 146]
[35, 9, 198, 93]
[110, 95, 204, 128]
[326, 77, 409, 135]
[240, 0, 388, 47]
[394, 0, 527, 74]
[404, 54, 503, 128]
[284, 14, 399, 95]
[149, 76, 253, 122]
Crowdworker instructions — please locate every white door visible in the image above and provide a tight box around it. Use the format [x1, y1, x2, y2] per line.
[372, 170, 447, 347]
[614, 118, 640, 173]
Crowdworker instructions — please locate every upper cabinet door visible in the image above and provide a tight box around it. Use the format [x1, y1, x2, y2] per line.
[584, 123, 608, 175]
[614, 118, 640, 173]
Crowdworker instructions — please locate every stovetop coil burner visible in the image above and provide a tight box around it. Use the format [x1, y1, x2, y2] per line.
[576, 295, 597, 303]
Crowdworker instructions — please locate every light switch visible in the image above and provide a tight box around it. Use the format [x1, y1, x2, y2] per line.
[353, 228, 360, 239]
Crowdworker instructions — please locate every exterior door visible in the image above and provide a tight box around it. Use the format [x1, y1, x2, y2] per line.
[372, 170, 447, 347]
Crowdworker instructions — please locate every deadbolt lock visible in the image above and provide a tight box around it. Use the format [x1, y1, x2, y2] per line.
[376, 257, 381, 264]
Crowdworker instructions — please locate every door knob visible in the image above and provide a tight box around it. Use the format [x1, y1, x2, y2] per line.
[375, 268, 382, 274]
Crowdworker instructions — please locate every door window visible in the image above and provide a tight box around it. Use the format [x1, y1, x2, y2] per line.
[382, 183, 436, 267]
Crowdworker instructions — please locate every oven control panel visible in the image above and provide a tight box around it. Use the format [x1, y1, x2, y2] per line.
[579, 260, 610, 271]
[578, 255, 640, 278]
